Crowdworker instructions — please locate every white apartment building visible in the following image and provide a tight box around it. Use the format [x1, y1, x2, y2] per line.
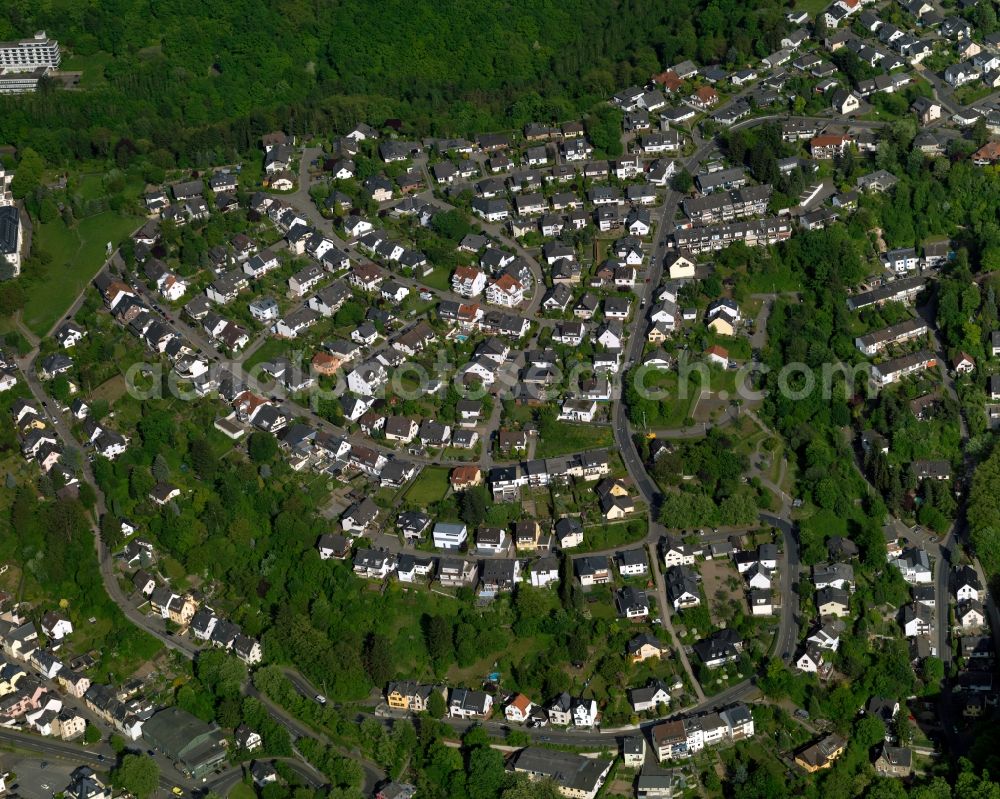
[0, 32, 60, 71]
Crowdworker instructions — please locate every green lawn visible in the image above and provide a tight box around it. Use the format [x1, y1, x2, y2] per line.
[404, 465, 452, 505]
[423, 265, 453, 292]
[22, 212, 145, 336]
[74, 172, 145, 203]
[792, 0, 827, 15]
[699, 366, 750, 402]
[741, 258, 804, 294]
[639, 371, 700, 428]
[243, 337, 291, 370]
[58, 52, 113, 89]
[227, 783, 257, 799]
[955, 84, 995, 105]
[578, 519, 648, 552]
[535, 421, 613, 457]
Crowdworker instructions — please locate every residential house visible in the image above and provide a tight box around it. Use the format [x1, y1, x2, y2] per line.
[628, 633, 666, 664]
[795, 735, 847, 772]
[432, 522, 468, 550]
[816, 587, 850, 617]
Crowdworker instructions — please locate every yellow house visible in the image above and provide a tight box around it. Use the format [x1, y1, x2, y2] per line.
[708, 317, 735, 336]
[628, 633, 665, 663]
[0, 664, 26, 696]
[603, 497, 634, 521]
[166, 596, 198, 626]
[647, 324, 668, 344]
[386, 685, 411, 711]
[597, 478, 630, 497]
[795, 735, 846, 773]
[515, 520, 541, 550]
[385, 681, 442, 713]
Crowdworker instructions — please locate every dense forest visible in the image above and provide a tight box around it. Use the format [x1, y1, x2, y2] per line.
[0, 0, 789, 165]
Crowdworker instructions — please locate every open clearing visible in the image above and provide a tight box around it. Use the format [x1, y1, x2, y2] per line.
[700, 557, 746, 625]
[404, 465, 451, 505]
[22, 212, 144, 336]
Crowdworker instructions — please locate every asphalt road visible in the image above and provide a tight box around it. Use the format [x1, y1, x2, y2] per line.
[245, 684, 385, 794]
[762, 513, 800, 665]
[11, 105, 908, 776]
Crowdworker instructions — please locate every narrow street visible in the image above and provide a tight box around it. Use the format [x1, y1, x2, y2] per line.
[647, 541, 706, 703]
[4, 106, 909, 765]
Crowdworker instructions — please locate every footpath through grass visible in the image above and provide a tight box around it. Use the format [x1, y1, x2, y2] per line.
[22, 212, 144, 336]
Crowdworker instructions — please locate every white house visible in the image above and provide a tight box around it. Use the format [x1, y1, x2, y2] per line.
[432, 522, 468, 550]
[347, 362, 388, 396]
[796, 646, 825, 674]
[485, 275, 524, 307]
[893, 548, 932, 584]
[618, 549, 648, 577]
[954, 566, 981, 602]
[573, 698, 599, 728]
[668, 253, 696, 280]
[662, 539, 695, 567]
[529, 558, 560, 588]
[628, 680, 670, 713]
[158, 273, 187, 301]
[505, 694, 534, 723]
[41, 612, 73, 642]
[449, 688, 493, 719]
[746, 564, 772, 590]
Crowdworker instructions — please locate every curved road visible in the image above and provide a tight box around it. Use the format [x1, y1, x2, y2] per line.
[12, 108, 850, 767]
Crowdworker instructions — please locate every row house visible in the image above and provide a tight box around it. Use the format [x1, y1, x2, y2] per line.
[870, 350, 937, 387]
[682, 184, 772, 225]
[83, 684, 144, 740]
[846, 276, 925, 311]
[651, 703, 754, 761]
[855, 318, 928, 355]
[672, 217, 792, 255]
[695, 167, 747, 194]
[547, 693, 598, 727]
[386, 682, 445, 713]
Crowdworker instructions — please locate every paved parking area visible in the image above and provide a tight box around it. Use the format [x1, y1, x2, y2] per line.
[6, 756, 88, 799]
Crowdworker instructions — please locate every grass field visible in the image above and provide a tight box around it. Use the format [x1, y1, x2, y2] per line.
[792, 0, 827, 15]
[242, 337, 290, 371]
[90, 375, 128, 405]
[74, 172, 146, 203]
[58, 52, 113, 89]
[422, 265, 453, 292]
[535, 421, 613, 457]
[578, 518, 648, 553]
[641, 371, 700, 429]
[404, 466, 451, 505]
[22, 212, 145, 337]
[227, 783, 257, 799]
